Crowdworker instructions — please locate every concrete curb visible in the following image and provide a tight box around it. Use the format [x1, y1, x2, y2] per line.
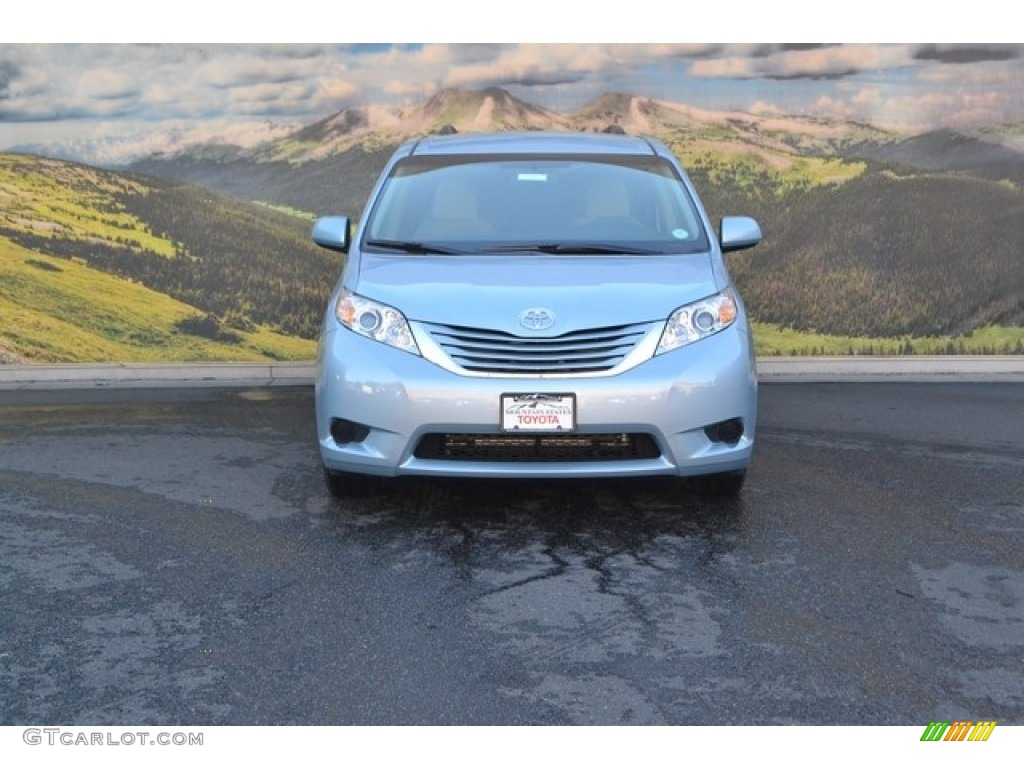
[0, 357, 1022, 390]
[0, 362, 317, 390]
[756, 356, 1024, 383]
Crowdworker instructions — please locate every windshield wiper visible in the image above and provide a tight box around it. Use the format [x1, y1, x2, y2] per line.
[482, 243, 660, 256]
[363, 239, 467, 255]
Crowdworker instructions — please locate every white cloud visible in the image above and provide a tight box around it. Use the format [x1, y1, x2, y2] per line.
[748, 101, 786, 117]
[692, 44, 916, 81]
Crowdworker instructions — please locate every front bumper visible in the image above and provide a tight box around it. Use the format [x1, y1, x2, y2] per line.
[315, 322, 757, 479]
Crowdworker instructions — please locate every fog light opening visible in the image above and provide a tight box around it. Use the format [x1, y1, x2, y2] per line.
[705, 418, 744, 445]
[330, 418, 370, 445]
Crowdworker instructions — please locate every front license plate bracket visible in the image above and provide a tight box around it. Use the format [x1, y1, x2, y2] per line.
[500, 393, 576, 432]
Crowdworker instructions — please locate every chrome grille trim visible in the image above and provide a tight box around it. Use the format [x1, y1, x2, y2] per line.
[420, 321, 650, 374]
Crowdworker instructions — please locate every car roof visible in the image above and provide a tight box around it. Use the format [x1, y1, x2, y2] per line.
[406, 130, 663, 157]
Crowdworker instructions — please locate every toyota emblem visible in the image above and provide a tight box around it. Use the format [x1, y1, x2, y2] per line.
[519, 308, 556, 331]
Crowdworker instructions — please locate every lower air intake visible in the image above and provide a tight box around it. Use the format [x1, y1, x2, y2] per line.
[414, 433, 661, 462]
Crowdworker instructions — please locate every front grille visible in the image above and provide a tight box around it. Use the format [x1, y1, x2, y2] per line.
[422, 321, 649, 374]
[414, 433, 661, 462]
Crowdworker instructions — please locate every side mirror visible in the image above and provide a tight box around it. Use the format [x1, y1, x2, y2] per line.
[719, 216, 762, 253]
[312, 217, 351, 253]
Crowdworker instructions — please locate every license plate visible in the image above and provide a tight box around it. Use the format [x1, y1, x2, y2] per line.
[501, 393, 576, 432]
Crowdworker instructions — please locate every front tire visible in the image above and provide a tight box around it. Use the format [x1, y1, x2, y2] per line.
[323, 466, 381, 499]
[690, 469, 746, 497]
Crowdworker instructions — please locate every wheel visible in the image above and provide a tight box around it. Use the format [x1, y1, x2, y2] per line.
[690, 470, 746, 497]
[323, 466, 382, 499]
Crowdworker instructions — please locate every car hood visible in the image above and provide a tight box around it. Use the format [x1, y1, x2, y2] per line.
[352, 253, 722, 334]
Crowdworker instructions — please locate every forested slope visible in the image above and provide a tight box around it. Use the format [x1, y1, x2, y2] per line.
[722, 168, 1024, 337]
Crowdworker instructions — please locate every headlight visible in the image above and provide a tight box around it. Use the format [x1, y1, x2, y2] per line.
[656, 290, 738, 355]
[335, 289, 420, 355]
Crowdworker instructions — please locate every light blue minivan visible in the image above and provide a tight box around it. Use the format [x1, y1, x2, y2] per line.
[312, 129, 762, 497]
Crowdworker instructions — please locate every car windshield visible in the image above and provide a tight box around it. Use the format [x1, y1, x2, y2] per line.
[362, 153, 710, 255]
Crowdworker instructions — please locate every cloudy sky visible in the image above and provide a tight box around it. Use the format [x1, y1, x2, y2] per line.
[2, 36, 1022, 165]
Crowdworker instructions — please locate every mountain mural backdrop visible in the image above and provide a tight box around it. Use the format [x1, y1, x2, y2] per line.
[2, 87, 1023, 363]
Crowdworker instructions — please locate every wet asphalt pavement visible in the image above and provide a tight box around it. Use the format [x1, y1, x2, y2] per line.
[0, 383, 1021, 725]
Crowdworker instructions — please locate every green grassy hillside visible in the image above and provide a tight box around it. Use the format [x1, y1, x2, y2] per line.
[751, 321, 1024, 357]
[0, 239, 314, 363]
[1, 154, 327, 363]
